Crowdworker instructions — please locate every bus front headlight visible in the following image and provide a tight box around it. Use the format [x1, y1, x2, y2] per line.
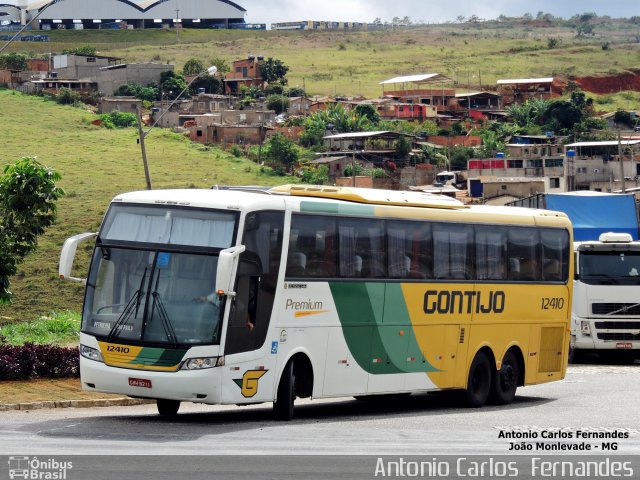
[580, 321, 591, 336]
[180, 356, 224, 370]
[80, 344, 104, 362]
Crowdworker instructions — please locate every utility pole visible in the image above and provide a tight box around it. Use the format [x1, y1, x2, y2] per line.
[175, 8, 180, 43]
[618, 128, 626, 193]
[351, 149, 358, 187]
[136, 105, 152, 190]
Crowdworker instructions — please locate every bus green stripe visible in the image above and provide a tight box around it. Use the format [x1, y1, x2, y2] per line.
[329, 282, 438, 374]
[300, 201, 375, 217]
[131, 347, 187, 367]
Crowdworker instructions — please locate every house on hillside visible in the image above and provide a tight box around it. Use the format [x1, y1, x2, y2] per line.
[379, 73, 455, 113]
[98, 96, 142, 114]
[223, 55, 265, 95]
[497, 77, 556, 105]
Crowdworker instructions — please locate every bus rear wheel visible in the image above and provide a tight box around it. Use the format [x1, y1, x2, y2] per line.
[273, 360, 296, 421]
[490, 351, 518, 405]
[157, 399, 180, 416]
[464, 351, 492, 408]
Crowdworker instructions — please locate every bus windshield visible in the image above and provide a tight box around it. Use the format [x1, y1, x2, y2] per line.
[579, 250, 640, 285]
[81, 204, 239, 346]
[83, 248, 225, 346]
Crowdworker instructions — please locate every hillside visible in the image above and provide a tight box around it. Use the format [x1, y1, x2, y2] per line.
[0, 90, 288, 322]
[5, 23, 640, 99]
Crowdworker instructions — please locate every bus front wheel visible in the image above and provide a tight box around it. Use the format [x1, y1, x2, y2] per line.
[490, 351, 518, 405]
[273, 360, 296, 421]
[157, 399, 180, 416]
[464, 351, 492, 408]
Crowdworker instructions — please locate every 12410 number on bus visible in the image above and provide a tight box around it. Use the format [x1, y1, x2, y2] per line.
[541, 297, 565, 310]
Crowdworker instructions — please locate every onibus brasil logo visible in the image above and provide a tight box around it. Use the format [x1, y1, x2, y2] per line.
[8, 456, 73, 479]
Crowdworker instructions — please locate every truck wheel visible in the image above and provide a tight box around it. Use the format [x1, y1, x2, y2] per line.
[157, 399, 180, 416]
[464, 351, 492, 408]
[490, 351, 518, 405]
[273, 360, 296, 420]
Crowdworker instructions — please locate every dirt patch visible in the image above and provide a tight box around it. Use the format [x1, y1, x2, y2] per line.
[0, 378, 122, 404]
[572, 70, 640, 94]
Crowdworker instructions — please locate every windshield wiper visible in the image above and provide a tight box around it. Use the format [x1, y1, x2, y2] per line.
[150, 292, 178, 347]
[148, 272, 178, 347]
[107, 267, 147, 342]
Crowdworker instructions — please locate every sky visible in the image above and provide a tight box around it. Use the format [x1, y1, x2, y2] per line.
[236, 1, 638, 25]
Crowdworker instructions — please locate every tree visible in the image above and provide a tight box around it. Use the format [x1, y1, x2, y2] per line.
[263, 133, 298, 173]
[298, 164, 329, 185]
[261, 58, 289, 85]
[0, 157, 64, 304]
[266, 94, 290, 114]
[354, 104, 380, 125]
[159, 71, 188, 99]
[394, 135, 412, 159]
[0, 52, 27, 71]
[182, 58, 205, 76]
[209, 57, 230, 76]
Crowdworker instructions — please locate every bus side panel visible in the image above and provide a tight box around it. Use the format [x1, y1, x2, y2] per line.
[322, 326, 371, 396]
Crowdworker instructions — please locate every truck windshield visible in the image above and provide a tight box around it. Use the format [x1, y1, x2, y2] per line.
[81, 204, 238, 346]
[579, 251, 640, 285]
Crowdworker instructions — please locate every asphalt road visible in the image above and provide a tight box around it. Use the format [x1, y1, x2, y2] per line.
[1, 364, 639, 479]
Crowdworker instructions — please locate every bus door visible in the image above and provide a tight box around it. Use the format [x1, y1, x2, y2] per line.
[221, 211, 284, 403]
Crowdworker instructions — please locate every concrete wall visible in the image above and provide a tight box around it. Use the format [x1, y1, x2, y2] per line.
[96, 63, 173, 95]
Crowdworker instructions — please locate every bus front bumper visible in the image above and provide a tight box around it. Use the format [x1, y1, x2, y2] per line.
[80, 356, 223, 404]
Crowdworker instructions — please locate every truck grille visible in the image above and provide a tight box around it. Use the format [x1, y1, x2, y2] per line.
[594, 321, 640, 329]
[597, 333, 640, 341]
[592, 303, 640, 316]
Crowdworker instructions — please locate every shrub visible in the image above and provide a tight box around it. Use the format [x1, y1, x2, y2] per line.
[99, 111, 137, 129]
[0, 343, 78, 380]
[55, 87, 81, 106]
[228, 144, 243, 158]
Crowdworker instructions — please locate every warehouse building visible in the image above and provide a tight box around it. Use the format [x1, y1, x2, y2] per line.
[2, 0, 246, 30]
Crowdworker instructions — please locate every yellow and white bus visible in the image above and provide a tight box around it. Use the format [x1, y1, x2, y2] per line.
[59, 185, 573, 419]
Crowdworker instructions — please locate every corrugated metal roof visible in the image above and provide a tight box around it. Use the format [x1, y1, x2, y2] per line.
[565, 140, 640, 147]
[380, 73, 451, 85]
[454, 91, 501, 98]
[497, 78, 554, 84]
[324, 131, 401, 140]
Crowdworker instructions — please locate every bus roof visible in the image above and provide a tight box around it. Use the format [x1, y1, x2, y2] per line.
[270, 184, 467, 210]
[111, 187, 571, 229]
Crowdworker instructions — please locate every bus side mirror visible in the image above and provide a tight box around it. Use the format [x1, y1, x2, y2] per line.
[216, 245, 246, 297]
[59, 232, 97, 283]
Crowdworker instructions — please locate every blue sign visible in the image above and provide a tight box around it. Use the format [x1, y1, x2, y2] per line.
[271, 341, 278, 354]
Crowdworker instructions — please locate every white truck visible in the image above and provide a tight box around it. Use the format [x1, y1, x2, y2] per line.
[570, 232, 640, 363]
[434, 170, 467, 189]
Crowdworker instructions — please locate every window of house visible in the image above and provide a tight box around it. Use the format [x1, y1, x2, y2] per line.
[550, 178, 560, 188]
[196, 130, 203, 137]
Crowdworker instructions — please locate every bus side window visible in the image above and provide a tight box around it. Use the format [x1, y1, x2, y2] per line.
[508, 227, 541, 281]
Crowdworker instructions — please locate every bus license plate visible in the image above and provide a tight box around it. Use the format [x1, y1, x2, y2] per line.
[129, 377, 152, 388]
[615, 342, 632, 350]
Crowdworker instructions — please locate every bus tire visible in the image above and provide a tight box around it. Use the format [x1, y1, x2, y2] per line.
[157, 399, 180, 416]
[490, 351, 518, 405]
[568, 345, 585, 364]
[273, 360, 295, 421]
[464, 351, 492, 408]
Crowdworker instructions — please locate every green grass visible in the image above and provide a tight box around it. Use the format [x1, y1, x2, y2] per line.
[5, 24, 640, 98]
[0, 311, 80, 345]
[0, 89, 293, 324]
